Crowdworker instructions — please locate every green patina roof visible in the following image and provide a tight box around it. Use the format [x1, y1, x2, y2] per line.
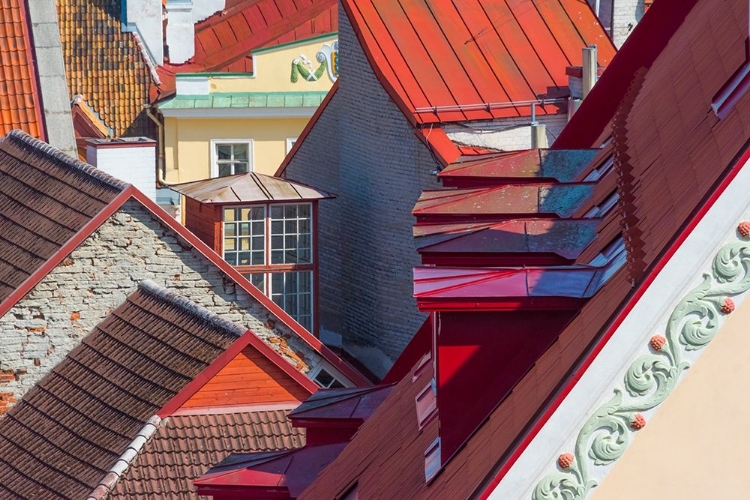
[158, 92, 328, 110]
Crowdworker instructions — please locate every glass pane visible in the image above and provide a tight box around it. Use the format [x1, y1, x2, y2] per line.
[238, 252, 251, 265]
[244, 273, 265, 293]
[299, 218, 310, 233]
[272, 273, 284, 294]
[235, 161, 249, 174]
[233, 144, 248, 159]
[252, 221, 264, 234]
[218, 163, 232, 177]
[331, 380, 345, 389]
[299, 248, 311, 263]
[271, 220, 283, 235]
[225, 253, 237, 266]
[217, 144, 232, 159]
[252, 251, 265, 265]
[285, 205, 298, 218]
[285, 250, 298, 263]
[315, 369, 334, 387]
[240, 208, 252, 220]
[223, 208, 235, 222]
[251, 206, 265, 220]
[285, 235, 297, 248]
[224, 224, 236, 237]
[271, 235, 283, 251]
[271, 250, 283, 264]
[271, 206, 283, 219]
[252, 237, 264, 250]
[224, 238, 235, 251]
[285, 220, 297, 233]
[239, 223, 251, 236]
[239, 238, 250, 250]
[300, 271, 312, 289]
[298, 204, 310, 218]
[299, 235, 310, 251]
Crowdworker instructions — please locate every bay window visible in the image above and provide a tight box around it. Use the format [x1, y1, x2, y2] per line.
[225, 203, 314, 331]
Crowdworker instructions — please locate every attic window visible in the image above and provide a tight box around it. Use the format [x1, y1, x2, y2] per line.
[424, 437, 441, 482]
[415, 379, 437, 430]
[311, 367, 345, 389]
[412, 351, 432, 382]
[583, 154, 614, 182]
[584, 191, 619, 218]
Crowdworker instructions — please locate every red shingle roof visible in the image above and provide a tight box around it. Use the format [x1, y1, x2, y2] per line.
[109, 409, 305, 499]
[0, 0, 44, 138]
[341, 0, 615, 125]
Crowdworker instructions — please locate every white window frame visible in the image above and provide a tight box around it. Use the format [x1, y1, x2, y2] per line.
[309, 364, 346, 388]
[286, 137, 298, 154]
[210, 139, 253, 178]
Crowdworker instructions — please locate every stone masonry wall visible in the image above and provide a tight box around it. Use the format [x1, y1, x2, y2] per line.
[611, 0, 643, 47]
[283, 11, 437, 367]
[0, 199, 326, 410]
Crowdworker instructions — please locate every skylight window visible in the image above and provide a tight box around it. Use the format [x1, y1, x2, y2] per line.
[583, 154, 614, 182]
[584, 191, 619, 218]
[424, 438, 441, 482]
[415, 379, 437, 430]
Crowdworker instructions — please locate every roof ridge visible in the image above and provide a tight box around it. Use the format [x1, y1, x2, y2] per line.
[2, 130, 129, 191]
[137, 280, 247, 337]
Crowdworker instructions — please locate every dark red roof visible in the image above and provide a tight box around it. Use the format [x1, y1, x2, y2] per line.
[295, 0, 750, 496]
[157, 0, 338, 95]
[288, 385, 392, 423]
[0, 282, 242, 499]
[109, 409, 305, 499]
[341, 0, 615, 125]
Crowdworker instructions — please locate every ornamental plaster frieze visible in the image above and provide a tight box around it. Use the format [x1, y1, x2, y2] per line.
[533, 222, 750, 500]
[486, 153, 750, 500]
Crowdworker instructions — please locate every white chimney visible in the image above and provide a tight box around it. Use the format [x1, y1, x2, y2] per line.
[582, 46, 598, 98]
[124, 0, 164, 64]
[166, 0, 195, 64]
[86, 138, 157, 201]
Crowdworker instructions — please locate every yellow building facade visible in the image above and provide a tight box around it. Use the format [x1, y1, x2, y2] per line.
[158, 33, 337, 182]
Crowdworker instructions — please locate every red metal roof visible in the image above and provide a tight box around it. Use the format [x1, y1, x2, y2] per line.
[294, 0, 750, 497]
[341, 0, 615, 125]
[156, 0, 338, 96]
[0, 0, 44, 139]
[413, 183, 596, 220]
[288, 386, 392, 423]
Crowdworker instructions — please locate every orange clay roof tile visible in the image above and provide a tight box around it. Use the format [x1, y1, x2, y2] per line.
[56, 0, 154, 137]
[0, 0, 44, 138]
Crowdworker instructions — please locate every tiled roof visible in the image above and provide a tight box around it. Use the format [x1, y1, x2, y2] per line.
[109, 409, 305, 499]
[340, 0, 615, 124]
[0, 282, 242, 499]
[158, 91, 329, 110]
[56, 0, 154, 136]
[172, 171, 335, 204]
[157, 0, 338, 95]
[0, 0, 44, 138]
[0, 130, 126, 302]
[298, 0, 750, 496]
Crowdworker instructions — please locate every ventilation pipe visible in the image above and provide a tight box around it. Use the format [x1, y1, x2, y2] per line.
[530, 103, 548, 148]
[582, 45, 598, 98]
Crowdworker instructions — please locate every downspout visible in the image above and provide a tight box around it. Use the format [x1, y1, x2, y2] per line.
[145, 105, 172, 186]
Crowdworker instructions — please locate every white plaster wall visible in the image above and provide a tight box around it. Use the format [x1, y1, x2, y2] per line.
[87, 145, 157, 200]
[126, 0, 164, 64]
[443, 114, 568, 152]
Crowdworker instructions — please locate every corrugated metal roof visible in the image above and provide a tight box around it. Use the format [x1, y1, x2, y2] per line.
[172, 172, 335, 204]
[158, 91, 328, 110]
[109, 410, 305, 499]
[341, 0, 616, 124]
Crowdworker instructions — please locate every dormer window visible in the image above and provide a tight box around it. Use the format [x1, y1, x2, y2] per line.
[415, 379, 437, 430]
[311, 366, 345, 389]
[424, 437, 441, 482]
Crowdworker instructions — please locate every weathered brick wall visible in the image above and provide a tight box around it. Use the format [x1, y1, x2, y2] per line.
[611, 0, 643, 47]
[284, 11, 437, 367]
[0, 199, 326, 410]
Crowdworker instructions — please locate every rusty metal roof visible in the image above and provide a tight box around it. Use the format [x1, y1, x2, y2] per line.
[439, 149, 601, 186]
[341, 0, 615, 125]
[109, 409, 305, 499]
[172, 172, 335, 204]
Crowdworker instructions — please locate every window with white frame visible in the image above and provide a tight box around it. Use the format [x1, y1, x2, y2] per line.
[310, 366, 345, 389]
[212, 140, 252, 177]
[223, 203, 314, 331]
[286, 137, 297, 154]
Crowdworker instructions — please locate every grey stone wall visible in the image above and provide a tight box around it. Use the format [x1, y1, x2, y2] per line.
[283, 11, 437, 368]
[0, 199, 326, 407]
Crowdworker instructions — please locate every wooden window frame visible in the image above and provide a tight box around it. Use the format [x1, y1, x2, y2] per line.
[210, 139, 253, 178]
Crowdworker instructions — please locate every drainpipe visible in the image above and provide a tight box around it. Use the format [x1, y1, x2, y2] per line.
[582, 46, 598, 98]
[144, 104, 172, 186]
